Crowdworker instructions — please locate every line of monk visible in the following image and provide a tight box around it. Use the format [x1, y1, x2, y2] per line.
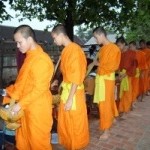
[1, 24, 150, 150]
[85, 35, 150, 141]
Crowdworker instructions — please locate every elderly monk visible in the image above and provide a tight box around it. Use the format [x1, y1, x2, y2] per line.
[51, 24, 89, 150]
[3, 25, 54, 150]
[93, 27, 121, 140]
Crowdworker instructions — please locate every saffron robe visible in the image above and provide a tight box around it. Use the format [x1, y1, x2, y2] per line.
[119, 50, 137, 112]
[119, 77, 132, 112]
[131, 51, 140, 102]
[119, 50, 137, 77]
[4, 45, 54, 150]
[58, 42, 89, 150]
[96, 43, 121, 130]
[141, 48, 150, 90]
[136, 50, 148, 95]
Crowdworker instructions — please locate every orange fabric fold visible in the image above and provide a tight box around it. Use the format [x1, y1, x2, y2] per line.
[141, 48, 150, 91]
[119, 50, 137, 77]
[97, 43, 121, 75]
[136, 50, 148, 95]
[131, 77, 139, 102]
[99, 80, 119, 130]
[119, 77, 132, 112]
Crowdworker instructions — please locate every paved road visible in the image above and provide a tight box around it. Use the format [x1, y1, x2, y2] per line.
[53, 95, 150, 150]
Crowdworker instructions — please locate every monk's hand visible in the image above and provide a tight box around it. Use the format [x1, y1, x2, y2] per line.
[11, 103, 21, 115]
[64, 99, 73, 111]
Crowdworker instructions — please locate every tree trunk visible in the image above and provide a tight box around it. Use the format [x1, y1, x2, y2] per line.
[64, 19, 74, 41]
[64, 0, 74, 41]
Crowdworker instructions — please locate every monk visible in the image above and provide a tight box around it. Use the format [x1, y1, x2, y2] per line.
[146, 41, 150, 90]
[139, 40, 150, 94]
[93, 27, 121, 140]
[128, 41, 140, 107]
[116, 37, 137, 115]
[137, 40, 149, 100]
[51, 24, 89, 150]
[3, 25, 54, 150]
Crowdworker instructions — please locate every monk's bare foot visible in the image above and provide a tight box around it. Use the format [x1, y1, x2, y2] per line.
[99, 130, 109, 140]
[133, 102, 137, 107]
[113, 118, 117, 124]
[146, 91, 150, 96]
[131, 102, 137, 110]
[138, 96, 142, 102]
[121, 113, 127, 119]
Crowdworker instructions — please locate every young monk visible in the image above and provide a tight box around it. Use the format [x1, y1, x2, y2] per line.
[136, 40, 148, 101]
[3, 25, 54, 150]
[139, 39, 150, 95]
[51, 24, 89, 150]
[129, 41, 140, 108]
[146, 41, 150, 91]
[93, 27, 121, 140]
[116, 37, 137, 115]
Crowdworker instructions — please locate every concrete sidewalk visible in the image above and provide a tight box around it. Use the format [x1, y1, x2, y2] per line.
[53, 95, 150, 150]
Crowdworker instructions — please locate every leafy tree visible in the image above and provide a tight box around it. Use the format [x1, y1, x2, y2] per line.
[75, 26, 92, 42]
[0, 0, 12, 22]
[126, 0, 150, 42]
[8, 0, 137, 40]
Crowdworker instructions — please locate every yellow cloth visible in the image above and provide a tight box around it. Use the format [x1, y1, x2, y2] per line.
[135, 68, 140, 78]
[119, 69, 129, 98]
[94, 72, 115, 103]
[61, 82, 84, 110]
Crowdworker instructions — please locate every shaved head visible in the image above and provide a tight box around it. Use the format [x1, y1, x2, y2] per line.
[51, 24, 67, 36]
[93, 27, 107, 37]
[14, 25, 36, 41]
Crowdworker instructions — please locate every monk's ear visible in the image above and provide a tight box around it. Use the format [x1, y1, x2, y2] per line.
[27, 36, 34, 43]
[59, 33, 64, 37]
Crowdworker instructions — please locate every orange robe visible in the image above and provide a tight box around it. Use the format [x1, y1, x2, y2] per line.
[131, 51, 140, 102]
[58, 42, 89, 150]
[4, 45, 54, 150]
[136, 50, 148, 96]
[141, 48, 150, 90]
[96, 43, 121, 130]
[119, 77, 132, 112]
[119, 50, 137, 112]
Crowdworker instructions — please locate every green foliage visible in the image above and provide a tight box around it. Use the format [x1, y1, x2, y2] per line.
[1, 0, 150, 42]
[126, 0, 150, 42]
[75, 26, 92, 42]
[9, 0, 137, 39]
[0, 0, 12, 23]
